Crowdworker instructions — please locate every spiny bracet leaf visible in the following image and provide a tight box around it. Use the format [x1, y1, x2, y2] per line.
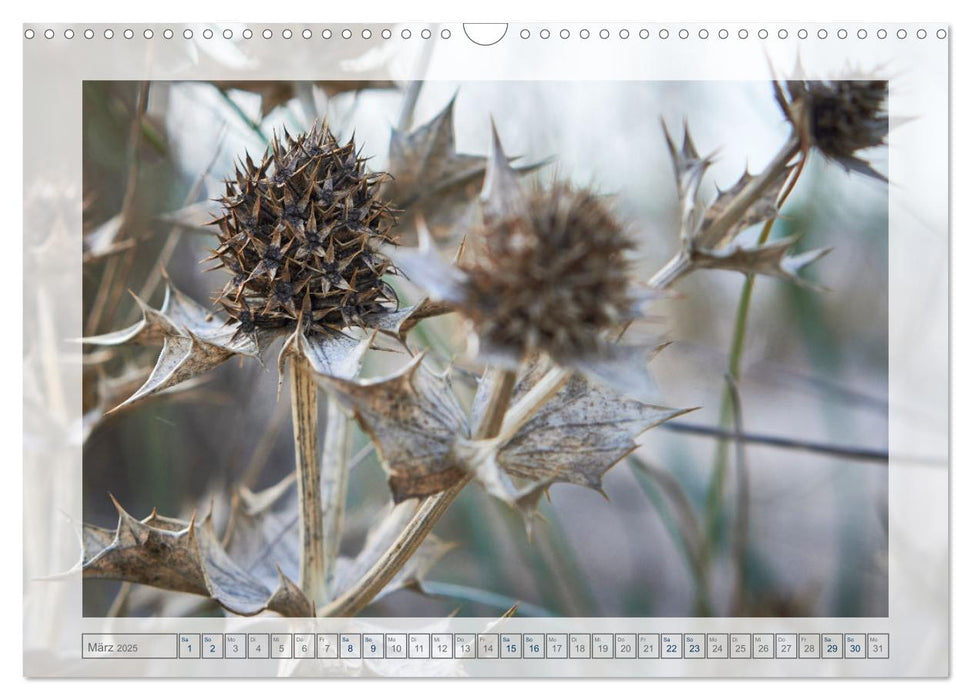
[389, 96, 488, 208]
[82, 283, 272, 412]
[82, 482, 453, 617]
[662, 120, 795, 254]
[695, 166, 793, 251]
[222, 475, 301, 595]
[220, 476, 455, 611]
[662, 120, 715, 246]
[455, 363, 688, 524]
[495, 371, 692, 490]
[691, 235, 832, 288]
[276, 323, 373, 396]
[317, 354, 471, 502]
[391, 219, 472, 306]
[386, 98, 545, 239]
[322, 353, 687, 515]
[480, 120, 530, 222]
[81, 364, 209, 443]
[83, 278, 447, 413]
[660, 119, 831, 287]
[82, 495, 312, 617]
[365, 297, 456, 343]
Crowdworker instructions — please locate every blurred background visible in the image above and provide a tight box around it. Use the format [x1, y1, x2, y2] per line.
[82, 77, 892, 618]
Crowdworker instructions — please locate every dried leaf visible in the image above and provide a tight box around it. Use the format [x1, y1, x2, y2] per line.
[390, 222, 471, 305]
[223, 476, 301, 595]
[662, 121, 798, 256]
[82, 281, 281, 411]
[110, 331, 234, 411]
[278, 326, 372, 384]
[695, 167, 792, 250]
[480, 121, 530, 221]
[386, 99, 544, 240]
[211, 80, 397, 118]
[386, 97, 489, 234]
[319, 355, 470, 502]
[663, 120, 714, 245]
[365, 298, 456, 342]
[83, 496, 312, 617]
[571, 342, 667, 405]
[81, 364, 209, 443]
[496, 372, 691, 490]
[467, 359, 689, 528]
[83, 213, 135, 262]
[451, 438, 554, 533]
[691, 236, 832, 288]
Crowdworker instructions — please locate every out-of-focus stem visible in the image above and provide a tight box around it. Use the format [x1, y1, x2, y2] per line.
[86, 82, 150, 335]
[725, 378, 751, 615]
[290, 355, 325, 604]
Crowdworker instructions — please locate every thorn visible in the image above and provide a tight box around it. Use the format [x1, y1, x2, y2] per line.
[107, 492, 126, 516]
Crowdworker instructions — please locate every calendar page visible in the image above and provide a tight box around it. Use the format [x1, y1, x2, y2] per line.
[21, 20, 948, 678]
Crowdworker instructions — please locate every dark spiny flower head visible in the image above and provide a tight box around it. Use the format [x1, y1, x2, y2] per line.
[461, 182, 636, 361]
[210, 122, 398, 337]
[780, 79, 889, 180]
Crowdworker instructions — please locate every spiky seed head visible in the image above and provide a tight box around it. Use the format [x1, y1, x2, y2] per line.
[784, 80, 888, 177]
[461, 182, 635, 361]
[210, 123, 398, 337]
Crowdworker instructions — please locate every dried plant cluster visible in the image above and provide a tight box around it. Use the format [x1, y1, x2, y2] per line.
[211, 124, 398, 337]
[780, 79, 889, 180]
[80, 76, 888, 619]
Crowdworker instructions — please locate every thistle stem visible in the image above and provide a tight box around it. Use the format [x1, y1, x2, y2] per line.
[290, 355, 325, 604]
[319, 393, 349, 601]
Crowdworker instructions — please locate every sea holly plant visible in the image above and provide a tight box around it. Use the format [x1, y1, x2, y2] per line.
[81, 78, 886, 618]
[83, 122, 450, 607]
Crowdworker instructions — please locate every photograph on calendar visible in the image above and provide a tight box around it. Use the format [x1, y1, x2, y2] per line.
[79, 76, 889, 619]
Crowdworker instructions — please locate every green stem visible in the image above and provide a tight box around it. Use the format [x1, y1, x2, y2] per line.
[703, 219, 769, 557]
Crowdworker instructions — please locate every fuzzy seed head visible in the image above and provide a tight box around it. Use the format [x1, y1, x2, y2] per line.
[462, 183, 635, 360]
[211, 123, 398, 336]
[788, 80, 888, 162]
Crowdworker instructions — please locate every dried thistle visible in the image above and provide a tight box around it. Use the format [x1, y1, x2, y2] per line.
[82, 123, 449, 605]
[778, 79, 889, 180]
[211, 123, 399, 337]
[394, 128, 662, 401]
[462, 181, 636, 362]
